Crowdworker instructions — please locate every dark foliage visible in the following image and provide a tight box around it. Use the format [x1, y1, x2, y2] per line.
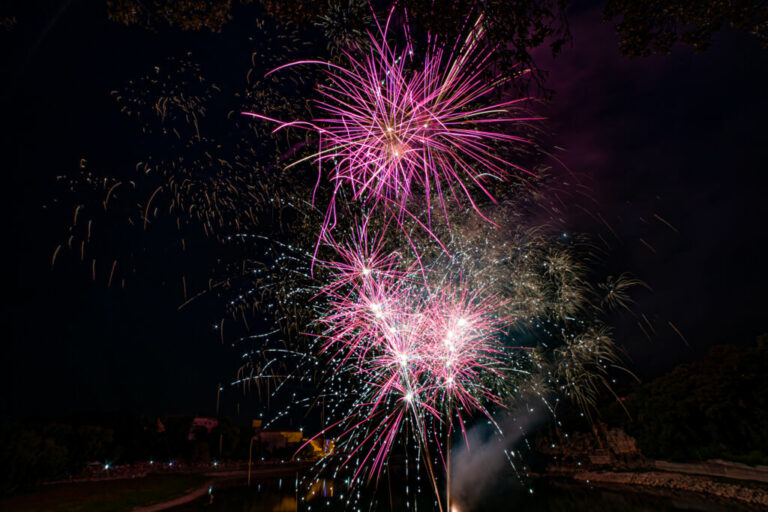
[0, 420, 115, 494]
[400, 0, 571, 93]
[106, 0, 253, 32]
[605, 0, 768, 56]
[606, 335, 768, 464]
[258, 0, 572, 94]
[0, 413, 246, 496]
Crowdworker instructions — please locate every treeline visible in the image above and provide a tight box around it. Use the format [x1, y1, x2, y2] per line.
[0, 413, 251, 495]
[605, 335, 768, 464]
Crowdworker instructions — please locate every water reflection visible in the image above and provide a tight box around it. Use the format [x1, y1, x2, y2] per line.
[174, 477, 763, 512]
[269, 478, 333, 512]
[271, 497, 296, 512]
[306, 479, 334, 500]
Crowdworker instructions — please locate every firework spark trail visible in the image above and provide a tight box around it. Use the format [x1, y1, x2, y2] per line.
[244, 9, 539, 251]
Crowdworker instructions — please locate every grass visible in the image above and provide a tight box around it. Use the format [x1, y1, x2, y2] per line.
[0, 473, 208, 512]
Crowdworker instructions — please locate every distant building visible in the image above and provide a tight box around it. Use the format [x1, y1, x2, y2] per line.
[188, 417, 218, 441]
[256, 430, 303, 453]
[308, 438, 335, 458]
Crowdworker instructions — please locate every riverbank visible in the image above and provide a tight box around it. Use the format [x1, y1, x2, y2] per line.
[0, 461, 314, 512]
[551, 468, 768, 508]
[537, 421, 768, 508]
[132, 480, 213, 512]
[0, 474, 209, 512]
[131, 464, 312, 511]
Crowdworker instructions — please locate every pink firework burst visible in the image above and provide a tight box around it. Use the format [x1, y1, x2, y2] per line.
[421, 283, 509, 426]
[313, 234, 512, 479]
[244, 9, 537, 244]
[314, 216, 406, 296]
[318, 253, 413, 365]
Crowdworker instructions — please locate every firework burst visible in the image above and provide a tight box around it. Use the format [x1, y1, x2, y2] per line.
[300, 229, 519, 494]
[245, 8, 538, 247]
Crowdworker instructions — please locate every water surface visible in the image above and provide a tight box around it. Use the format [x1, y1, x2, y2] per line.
[174, 476, 763, 512]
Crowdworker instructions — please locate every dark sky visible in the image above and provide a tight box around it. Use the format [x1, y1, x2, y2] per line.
[537, 5, 768, 371]
[2, 1, 768, 418]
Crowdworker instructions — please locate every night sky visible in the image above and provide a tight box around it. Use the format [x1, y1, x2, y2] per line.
[3, 1, 768, 418]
